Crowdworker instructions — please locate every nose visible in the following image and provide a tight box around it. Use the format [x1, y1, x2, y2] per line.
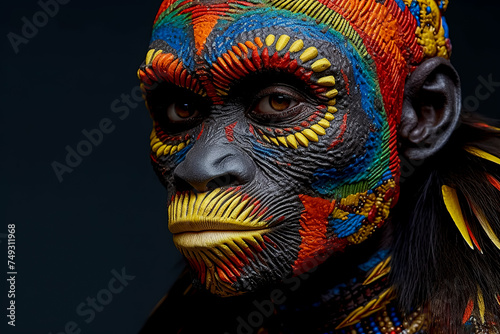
[173, 143, 256, 193]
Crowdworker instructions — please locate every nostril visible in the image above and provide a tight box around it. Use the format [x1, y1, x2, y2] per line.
[174, 177, 195, 193]
[174, 174, 241, 193]
[205, 175, 240, 192]
[172, 144, 256, 193]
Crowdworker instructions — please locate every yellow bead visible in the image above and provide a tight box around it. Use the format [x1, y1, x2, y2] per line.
[150, 137, 160, 145]
[295, 132, 309, 147]
[170, 145, 179, 155]
[145, 49, 155, 65]
[275, 35, 290, 51]
[299, 47, 318, 62]
[265, 34, 275, 46]
[156, 144, 166, 157]
[317, 119, 330, 128]
[325, 89, 339, 99]
[277, 136, 288, 147]
[311, 124, 326, 135]
[311, 58, 331, 72]
[152, 141, 163, 152]
[317, 75, 336, 86]
[288, 39, 304, 53]
[327, 99, 337, 106]
[177, 142, 186, 151]
[302, 129, 319, 142]
[324, 112, 335, 121]
[270, 137, 279, 146]
[327, 106, 338, 113]
[152, 49, 163, 63]
[286, 134, 298, 149]
[163, 145, 172, 155]
[262, 135, 271, 143]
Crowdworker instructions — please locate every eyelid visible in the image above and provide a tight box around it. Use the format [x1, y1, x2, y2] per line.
[253, 85, 306, 102]
[147, 83, 209, 134]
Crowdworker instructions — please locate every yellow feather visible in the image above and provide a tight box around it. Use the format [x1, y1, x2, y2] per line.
[465, 146, 500, 166]
[477, 286, 486, 324]
[441, 185, 474, 249]
[470, 202, 500, 250]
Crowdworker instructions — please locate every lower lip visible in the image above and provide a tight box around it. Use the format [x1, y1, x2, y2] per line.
[173, 229, 269, 248]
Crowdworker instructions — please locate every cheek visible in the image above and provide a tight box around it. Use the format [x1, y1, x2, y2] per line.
[292, 177, 397, 276]
[292, 194, 347, 276]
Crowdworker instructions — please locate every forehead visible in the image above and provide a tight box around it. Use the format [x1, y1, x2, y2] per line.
[150, 0, 370, 71]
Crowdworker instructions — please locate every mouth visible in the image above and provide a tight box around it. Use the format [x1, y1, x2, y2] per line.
[168, 189, 275, 248]
[169, 219, 267, 234]
[172, 228, 270, 248]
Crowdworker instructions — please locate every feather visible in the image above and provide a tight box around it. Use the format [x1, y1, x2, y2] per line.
[465, 221, 483, 254]
[477, 286, 486, 324]
[465, 146, 500, 166]
[462, 299, 474, 324]
[474, 122, 500, 131]
[486, 173, 500, 192]
[469, 201, 500, 250]
[442, 185, 474, 249]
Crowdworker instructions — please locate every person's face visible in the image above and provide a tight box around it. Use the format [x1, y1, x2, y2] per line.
[138, 5, 398, 297]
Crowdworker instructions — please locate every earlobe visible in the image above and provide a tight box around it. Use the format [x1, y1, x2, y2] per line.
[399, 57, 461, 160]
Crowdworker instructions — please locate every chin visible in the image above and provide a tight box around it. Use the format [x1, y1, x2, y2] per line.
[167, 189, 303, 296]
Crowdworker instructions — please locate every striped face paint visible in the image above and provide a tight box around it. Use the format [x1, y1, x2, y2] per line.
[138, 0, 451, 296]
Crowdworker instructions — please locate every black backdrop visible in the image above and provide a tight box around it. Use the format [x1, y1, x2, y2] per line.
[1, 1, 499, 333]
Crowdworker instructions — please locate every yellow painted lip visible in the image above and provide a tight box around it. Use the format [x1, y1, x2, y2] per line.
[169, 220, 266, 234]
[173, 229, 270, 248]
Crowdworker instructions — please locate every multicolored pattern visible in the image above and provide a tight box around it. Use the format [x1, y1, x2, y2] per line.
[168, 188, 272, 295]
[293, 177, 396, 275]
[139, 0, 451, 299]
[150, 125, 192, 157]
[145, 0, 451, 174]
[337, 305, 429, 334]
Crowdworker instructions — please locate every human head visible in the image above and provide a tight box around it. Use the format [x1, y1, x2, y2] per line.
[138, 0, 460, 297]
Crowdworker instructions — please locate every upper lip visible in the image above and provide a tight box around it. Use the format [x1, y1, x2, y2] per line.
[169, 219, 266, 234]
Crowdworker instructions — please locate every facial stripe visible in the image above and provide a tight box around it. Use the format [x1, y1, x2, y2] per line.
[149, 124, 192, 157]
[181, 3, 230, 55]
[293, 194, 340, 275]
[168, 189, 275, 232]
[148, 0, 450, 188]
[138, 51, 204, 95]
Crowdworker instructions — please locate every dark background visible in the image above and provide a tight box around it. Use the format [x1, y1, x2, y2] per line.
[1, 1, 499, 333]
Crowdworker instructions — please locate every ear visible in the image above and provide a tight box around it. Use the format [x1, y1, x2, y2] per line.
[399, 57, 461, 160]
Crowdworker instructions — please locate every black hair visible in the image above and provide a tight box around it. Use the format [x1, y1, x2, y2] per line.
[390, 112, 500, 333]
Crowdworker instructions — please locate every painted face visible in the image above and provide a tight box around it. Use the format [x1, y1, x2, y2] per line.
[138, 0, 450, 297]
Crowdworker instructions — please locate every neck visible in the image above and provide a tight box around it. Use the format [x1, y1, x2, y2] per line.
[267, 231, 393, 329]
[143, 225, 431, 334]
[240, 226, 429, 333]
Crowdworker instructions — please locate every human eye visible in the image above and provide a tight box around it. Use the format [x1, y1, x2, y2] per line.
[147, 84, 207, 133]
[165, 101, 200, 122]
[248, 85, 305, 122]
